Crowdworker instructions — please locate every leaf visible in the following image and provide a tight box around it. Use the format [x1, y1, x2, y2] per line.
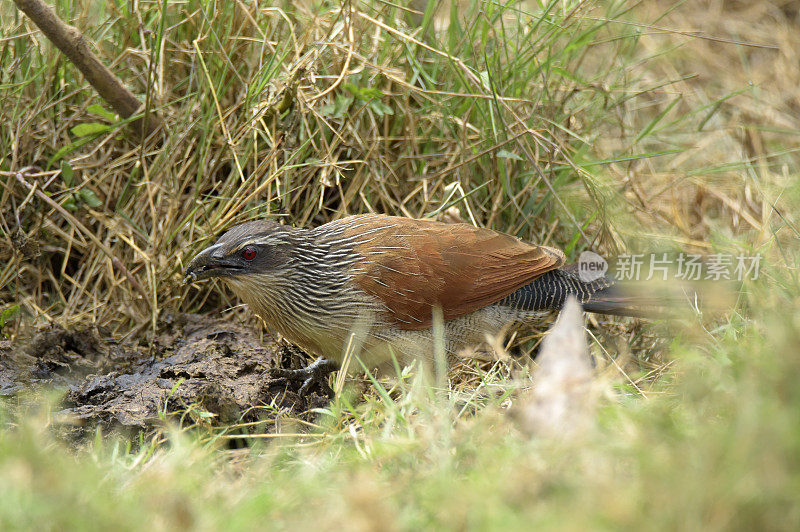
[0, 305, 20, 328]
[343, 83, 384, 101]
[71, 122, 111, 138]
[78, 188, 103, 208]
[62, 197, 78, 212]
[47, 136, 94, 169]
[342, 83, 360, 98]
[322, 94, 354, 119]
[496, 149, 523, 160]
[369, 100, 394, 117]
[60, 160, 74, 187]
[87, 104, 118, 122]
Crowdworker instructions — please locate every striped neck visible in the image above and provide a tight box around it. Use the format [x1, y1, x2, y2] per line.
[223, 224, 376, 349]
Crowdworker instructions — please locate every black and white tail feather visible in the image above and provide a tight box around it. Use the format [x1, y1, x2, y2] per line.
[503, 267, 667, 318]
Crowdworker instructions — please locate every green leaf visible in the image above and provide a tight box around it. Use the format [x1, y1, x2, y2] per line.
[343, 83, 384, 101]
[369, 100, 394, 117]
[87, 104, 118, 122]
[322, 94, 354, 119]
[71, 122, 111, 138]
[47, 136, 95, 169]
[60, 160, 74, 187]
[0, 305, 20, 328]
[78, 188, 103, 209]
[62, 197, 78, 211]
[496, 150, 523, 160]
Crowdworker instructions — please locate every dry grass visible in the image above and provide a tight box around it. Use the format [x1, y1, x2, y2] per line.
[2, 0, 797, 387]
[1, 1, 800, 529]
[0, 4, 665, 316]
[0, 0, 795, 388]
[604, 0, 799, 249]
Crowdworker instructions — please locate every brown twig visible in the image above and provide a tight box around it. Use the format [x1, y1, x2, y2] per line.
[13, 0, 163, 138]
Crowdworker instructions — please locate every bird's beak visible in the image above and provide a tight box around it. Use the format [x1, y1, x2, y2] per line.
[183, 243, 240, 285]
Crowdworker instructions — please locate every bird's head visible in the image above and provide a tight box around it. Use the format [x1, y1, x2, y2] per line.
[183, 220, 299, 290]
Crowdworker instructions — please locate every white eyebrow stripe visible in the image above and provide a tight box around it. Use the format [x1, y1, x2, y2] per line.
[250, 234, 292, 245]
[204, 243, 225, 256]
[228, 234, 290, 253]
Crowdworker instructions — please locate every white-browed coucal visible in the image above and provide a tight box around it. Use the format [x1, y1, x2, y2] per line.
[184, 214, 641, 391]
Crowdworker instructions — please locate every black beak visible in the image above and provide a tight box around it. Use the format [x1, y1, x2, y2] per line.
[183, 244, 242, 285]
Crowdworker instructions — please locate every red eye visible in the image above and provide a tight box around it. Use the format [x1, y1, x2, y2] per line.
[242, 246, 257, 261]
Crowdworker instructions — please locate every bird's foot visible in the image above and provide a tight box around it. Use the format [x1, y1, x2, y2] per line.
[270, 358, 339, 397]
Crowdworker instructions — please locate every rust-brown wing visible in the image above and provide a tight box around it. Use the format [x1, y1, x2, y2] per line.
[337, 215, 564, 330]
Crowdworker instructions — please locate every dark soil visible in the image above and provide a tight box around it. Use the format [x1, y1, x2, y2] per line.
[0, 314, 331, 436]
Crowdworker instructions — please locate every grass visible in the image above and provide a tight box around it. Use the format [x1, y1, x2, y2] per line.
[1, 0, 800, 529]
[2, 293, 799, 530]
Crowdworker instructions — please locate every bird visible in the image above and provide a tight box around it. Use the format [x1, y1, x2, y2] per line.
[184, 214, 645, 393]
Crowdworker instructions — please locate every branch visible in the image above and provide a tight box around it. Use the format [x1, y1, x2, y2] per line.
[13, 0, 164, 138]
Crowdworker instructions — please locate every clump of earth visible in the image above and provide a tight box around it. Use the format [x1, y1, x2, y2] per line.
[0, 313, 330, 437]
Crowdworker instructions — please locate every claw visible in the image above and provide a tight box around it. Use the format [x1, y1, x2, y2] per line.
[270, 358, 339, 398]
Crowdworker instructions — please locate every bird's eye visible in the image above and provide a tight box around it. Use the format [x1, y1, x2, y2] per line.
[241, 246, 257, 261]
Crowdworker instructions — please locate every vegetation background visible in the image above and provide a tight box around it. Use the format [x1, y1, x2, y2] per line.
[1, 0, 799, 529]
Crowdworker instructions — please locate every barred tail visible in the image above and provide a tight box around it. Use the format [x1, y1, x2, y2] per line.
[503, 268, 663, 318]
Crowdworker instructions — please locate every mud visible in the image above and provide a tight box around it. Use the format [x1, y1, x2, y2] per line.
[0, 314, 330, 435]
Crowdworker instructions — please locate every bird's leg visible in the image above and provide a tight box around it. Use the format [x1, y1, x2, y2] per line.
[270, 357, 339, 397]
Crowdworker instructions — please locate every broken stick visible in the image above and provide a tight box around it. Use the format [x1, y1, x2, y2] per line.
[13, 0, 164, 138]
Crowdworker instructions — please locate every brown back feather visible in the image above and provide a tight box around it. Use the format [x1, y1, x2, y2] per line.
[332, 215, 564, 330]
